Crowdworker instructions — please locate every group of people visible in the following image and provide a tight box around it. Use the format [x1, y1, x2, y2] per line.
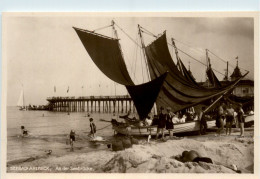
[155, 106, 175, 140]
[215, 102, 245, 137]
[21, 117, 97, 152]
[154, 101, 246, 140]
[68, 118, 97, 151]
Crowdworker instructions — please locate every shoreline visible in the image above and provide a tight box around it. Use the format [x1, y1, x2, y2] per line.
[6, 128, 254, 173]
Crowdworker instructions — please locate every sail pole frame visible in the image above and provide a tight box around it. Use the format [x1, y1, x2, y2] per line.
[138, 24, 157, 115]
[138, 24, 151, 82]
[171, 38, 184, 75]
[203, 71, 249, 113]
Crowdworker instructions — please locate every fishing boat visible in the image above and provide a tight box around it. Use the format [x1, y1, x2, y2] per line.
[111, 118, 216, 136]
[74, 21, 248, 136]
[17, 89, 26, 111]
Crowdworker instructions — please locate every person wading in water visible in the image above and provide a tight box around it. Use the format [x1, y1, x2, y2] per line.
[89, 118, 96, 138]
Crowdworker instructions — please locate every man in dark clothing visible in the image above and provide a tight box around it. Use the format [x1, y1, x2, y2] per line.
[89, 118, 96, 138]
[155, 107, 166, 140]
[166, 107, 174, 138]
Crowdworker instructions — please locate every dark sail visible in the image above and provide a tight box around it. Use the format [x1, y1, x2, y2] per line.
[74, 26, 168, 120]
[206, 65, 222, 88]
[73, 27, 134, 86]
[178, 59, 200, 87]
[145, 32, 247, 113]
[145, 32, 202, 89]
[126, 72, 168, 120]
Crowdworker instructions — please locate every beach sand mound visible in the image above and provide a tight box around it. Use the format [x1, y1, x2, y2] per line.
[101, 134, 254, 173]
[7, 131, 254, 173]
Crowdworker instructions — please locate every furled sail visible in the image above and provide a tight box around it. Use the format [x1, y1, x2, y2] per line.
[145, 32, 247, 113]
[206, 65, 222, 88]
[74, 26, 167, 119]
[126, 72, 168, 120]
[73, 27, 134, 86]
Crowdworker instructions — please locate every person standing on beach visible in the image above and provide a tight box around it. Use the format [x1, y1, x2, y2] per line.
[89, 118, 96, 138]
[225, 103, 235, 135]
[155, 107, 166, 140]
[215, 103, 225, 136]
[165, 107, 174, 138]
[237, 103, 245, 137]
[69, 130, 76, 151]
[199, 107, 208, 135]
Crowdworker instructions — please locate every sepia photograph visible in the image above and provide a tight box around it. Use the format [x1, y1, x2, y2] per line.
[1, 12, 257, 175]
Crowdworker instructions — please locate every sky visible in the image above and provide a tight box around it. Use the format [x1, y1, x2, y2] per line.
[3, 14, 255, 106]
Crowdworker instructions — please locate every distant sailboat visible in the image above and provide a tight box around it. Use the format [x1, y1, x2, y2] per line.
[17, 89, 26, 110]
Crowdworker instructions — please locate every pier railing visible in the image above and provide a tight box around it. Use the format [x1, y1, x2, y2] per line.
[46, 95, 134, 113]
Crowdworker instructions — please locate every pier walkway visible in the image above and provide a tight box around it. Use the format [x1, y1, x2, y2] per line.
[46, 95, 135, 113]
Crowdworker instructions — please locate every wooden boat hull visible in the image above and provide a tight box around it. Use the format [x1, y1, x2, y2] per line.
[244, 114, 254, 127]
[112, 120, 216, 136]
[244, 114, 254, 123]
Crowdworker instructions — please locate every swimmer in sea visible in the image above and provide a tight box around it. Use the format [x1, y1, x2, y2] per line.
[21, 126, 28, 137]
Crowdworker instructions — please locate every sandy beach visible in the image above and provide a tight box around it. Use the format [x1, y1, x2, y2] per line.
[7, 127, 254, 173]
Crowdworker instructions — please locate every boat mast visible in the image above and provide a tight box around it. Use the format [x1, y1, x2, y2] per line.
[137, 24, 151, 82]
[171, 38, 184, 75]
[226, 61, 229, 81]
[205, 49, 210, 87]
[138, 25, 157, 115]
[206, 49, 210, 68]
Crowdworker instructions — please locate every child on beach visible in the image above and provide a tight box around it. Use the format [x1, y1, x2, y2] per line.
[69, 130, 76, 151]
[21, 126, 28, 136]
[89, 118, 96, 138]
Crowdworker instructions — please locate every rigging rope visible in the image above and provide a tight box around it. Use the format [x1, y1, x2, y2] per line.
[96, 124, 112, 131]
[172, 45, 226, 76]
[170, 37, 249, 74]
[140, 27, 227, 77]
[92, 24, 112, 33]
[173, 38, 205, 54]
[130, 34, 139, 83]
[139, 42, 145, 83]
[207, 49, 248, 73]
[208, 49, 228, 64]
[204, 49, 248, 73]
[114, 23, 142, 48]
[139, 26, 157, 38]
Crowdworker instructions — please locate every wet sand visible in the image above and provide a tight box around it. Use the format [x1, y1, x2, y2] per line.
[7, 128, 254, 173]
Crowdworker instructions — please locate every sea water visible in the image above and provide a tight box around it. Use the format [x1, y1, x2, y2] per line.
[6, 106, 124, 162]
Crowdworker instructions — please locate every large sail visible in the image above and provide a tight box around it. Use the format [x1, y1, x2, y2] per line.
[145, 32, 247, 113]
[73, 27, 134, 86]
[74, 26, 167, 119]
[206, 65, 222, 88]
[126, 72, 168, 120]
[17, 90, 24, 107]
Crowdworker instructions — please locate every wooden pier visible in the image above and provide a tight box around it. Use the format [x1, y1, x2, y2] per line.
[46, 95, 135, 113]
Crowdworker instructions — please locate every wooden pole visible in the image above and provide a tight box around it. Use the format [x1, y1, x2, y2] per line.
[203, 72, 249, 113]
